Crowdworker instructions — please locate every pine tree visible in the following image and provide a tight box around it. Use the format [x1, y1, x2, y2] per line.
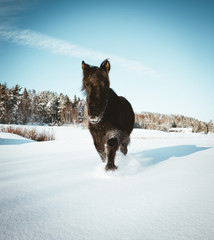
[0, 83, 8, 124]
[58, 93, 66, 124]
[29, 90, 39, 124]
[7, 85, 22, 124]
[37, 91, 49, 124]
[73, 95, 77, 103]
[45, 92, 59, 125]
[19, 88, 31, 124]
[64, 95, 72, 124]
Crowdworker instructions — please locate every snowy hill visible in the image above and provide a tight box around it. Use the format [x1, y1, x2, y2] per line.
[0, 126, 214, 240]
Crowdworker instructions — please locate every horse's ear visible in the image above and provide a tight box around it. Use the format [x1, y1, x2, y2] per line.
[82, 61, 91, 91]
[100, 59, 110, 74]
[82, 61, 90, 74]
[82, 60, 85, 69]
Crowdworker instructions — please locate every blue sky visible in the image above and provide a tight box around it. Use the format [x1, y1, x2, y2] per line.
[0, 0, 213, 122]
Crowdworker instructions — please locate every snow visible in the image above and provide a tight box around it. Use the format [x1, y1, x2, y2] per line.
[169, 127, 193, 133]
[0, 125, 214, 240]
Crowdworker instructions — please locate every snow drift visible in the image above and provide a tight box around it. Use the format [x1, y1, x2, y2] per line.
[0, 126, 214, 240]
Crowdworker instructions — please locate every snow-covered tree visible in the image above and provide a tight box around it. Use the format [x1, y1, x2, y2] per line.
[19, 88, 31, 124]
[27, 89, 39, 124]
[7, 85, 22, 124]
[0, 83, 8, 124]
[45, 92, 59, 125]
[37, 91, 50, 124]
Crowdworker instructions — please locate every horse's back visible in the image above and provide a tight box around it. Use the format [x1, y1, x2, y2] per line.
[104, 89, 134, 134]
[118, 96, 135, 134]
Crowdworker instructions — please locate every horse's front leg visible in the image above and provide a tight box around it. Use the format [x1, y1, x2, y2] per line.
[94, 139, 106, 162]
[105, 138, 119, 171]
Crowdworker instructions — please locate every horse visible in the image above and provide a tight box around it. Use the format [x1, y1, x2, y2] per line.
[82, 59, 135, 171]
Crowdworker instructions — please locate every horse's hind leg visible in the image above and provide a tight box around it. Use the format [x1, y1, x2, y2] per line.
[105, 138, 119, 171]
[120, 135, 130, 155]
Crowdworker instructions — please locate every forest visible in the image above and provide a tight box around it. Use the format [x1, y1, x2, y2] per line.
[135, 112, 214, 133]
[1, 84, 214, 133]
[0, 84, 85, 125]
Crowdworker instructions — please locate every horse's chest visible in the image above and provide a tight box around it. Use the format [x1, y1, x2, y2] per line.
[89, 124, 106, 137]
[89, 123, 121, 144]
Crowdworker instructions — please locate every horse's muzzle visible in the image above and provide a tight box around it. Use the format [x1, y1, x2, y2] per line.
[89, 116, 102, 124]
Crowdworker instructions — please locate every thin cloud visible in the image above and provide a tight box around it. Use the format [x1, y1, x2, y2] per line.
[0, 27, 155, 77]
[0, 0, 31, 24]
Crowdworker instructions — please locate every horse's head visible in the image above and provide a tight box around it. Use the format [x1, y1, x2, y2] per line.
[82, 59, 110, 124]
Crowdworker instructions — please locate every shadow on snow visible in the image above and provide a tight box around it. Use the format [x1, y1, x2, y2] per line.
[130, 145, 210, 167]
[0, 138, 33, 145]
[115, 145, 211, 176]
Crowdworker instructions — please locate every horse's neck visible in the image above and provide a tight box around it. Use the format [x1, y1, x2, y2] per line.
[109, 88, 118, 102]
[104, 88, 119, 116]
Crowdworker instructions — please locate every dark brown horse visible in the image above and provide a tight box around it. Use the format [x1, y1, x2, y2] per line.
[82, 59, 135, 170]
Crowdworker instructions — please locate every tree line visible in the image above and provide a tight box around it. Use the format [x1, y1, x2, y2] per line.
[135, 112, 214, 134]
[1, 84, 214, 133]
[0, 84, 85, 125]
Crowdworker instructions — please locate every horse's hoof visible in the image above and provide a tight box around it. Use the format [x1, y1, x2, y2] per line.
[120, 146, 128, 155]
[105, 164, 118, 171]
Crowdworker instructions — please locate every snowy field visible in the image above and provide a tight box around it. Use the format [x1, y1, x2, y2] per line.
[0, 125, 214, 240]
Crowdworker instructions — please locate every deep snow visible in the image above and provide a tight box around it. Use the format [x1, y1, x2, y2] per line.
[0, 125, 214, 240]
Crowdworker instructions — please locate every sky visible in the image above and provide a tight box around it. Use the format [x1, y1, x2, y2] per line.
[0, 0, 213, 122]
